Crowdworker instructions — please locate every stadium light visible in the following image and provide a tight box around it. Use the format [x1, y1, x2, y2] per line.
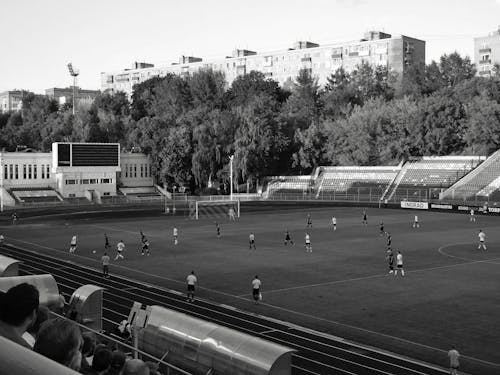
[67, 62, 80, 115]
[229, 155, 234, 200]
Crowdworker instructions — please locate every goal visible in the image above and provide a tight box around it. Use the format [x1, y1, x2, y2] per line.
[194, 200, 240, 220]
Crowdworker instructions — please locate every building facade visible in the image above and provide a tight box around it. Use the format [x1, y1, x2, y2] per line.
[474, 27, 500, 77]
[0, 143, 153, 203]
[45, 87, 101, 107]
[101, 31, 425, 96]
[0, 91, 26, 113]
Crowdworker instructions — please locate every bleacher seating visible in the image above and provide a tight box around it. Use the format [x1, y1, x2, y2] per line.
[316, 166, 400, 197]
[10, 188, 63, 204]
[266, 176, 314, 196]
[440, 150, 500, 201]
[387, 156, 483, 201]
[119, 186, 163, 198]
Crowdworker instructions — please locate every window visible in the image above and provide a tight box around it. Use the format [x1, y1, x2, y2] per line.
[3, 165, 7, 180]
[134, 165, 137, 178]
[140, 164, 143, 178]
[23, 165, 27, 179]
[101, 178, 112, 184]
[125, 163, 128, 178]
[15, 165, 18, 179]
[9, 165, 13, 179]
[41, 165, 45, 179]
[65, 179, 76, 185]
[33, 165, 37, 179]
[46, 165, 50, 179]
[103, 192, 111, 196]
[89, 179, 97, 184]
[69, 193, 76, 197]
[28, 165, 32, 179]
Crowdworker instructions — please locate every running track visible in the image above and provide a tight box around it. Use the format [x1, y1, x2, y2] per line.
[0, 243, 449, 375]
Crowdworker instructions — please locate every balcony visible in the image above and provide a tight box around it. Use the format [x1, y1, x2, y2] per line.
[348, 51, 359, 57]
[479, 59, 492, 65]
[479, 48, 491, 53]
[301, 57, 312, 62]
[331, 53, 342, 59]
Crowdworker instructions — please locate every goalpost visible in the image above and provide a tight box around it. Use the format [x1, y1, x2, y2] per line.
[194, 200, 240, 220]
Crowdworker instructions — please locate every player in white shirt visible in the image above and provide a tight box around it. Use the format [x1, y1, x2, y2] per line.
[470, 208, 476, 222]
[331, 216, 337, 231]
[173, 227, 178, 245]
[115, 240, 125, 260]
[186, 271, 198, 302]
[394, 251, 405, 276]
[249, 232, 256, 250]
[228, 207, 236, 221]
[252, 275, 262, 304]
[478, 229, 487, 250]
[69, 234, 77, 253]
[305, 233, 312, 252]
[413, 215, 419, 228]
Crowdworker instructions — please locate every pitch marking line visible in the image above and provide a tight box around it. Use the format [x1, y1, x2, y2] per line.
[4, 238, 500, 368]
[438, 242, 500, 264]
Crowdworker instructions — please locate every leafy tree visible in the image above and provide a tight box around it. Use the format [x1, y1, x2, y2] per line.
[439, 52, 476, 87]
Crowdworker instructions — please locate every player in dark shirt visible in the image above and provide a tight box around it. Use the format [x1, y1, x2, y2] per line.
[306, 214, 312, 228]
[379, 221, 385, 236]
[362, 209, 367, 225]
[284, 229, 294, 246]
[215, 222, 221, 238]
[386, 232, 392, 248]
[387, 249, 394, 274]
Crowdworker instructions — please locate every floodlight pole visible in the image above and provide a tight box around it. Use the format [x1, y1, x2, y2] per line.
[229, 155, 234, 200]
[67, 63, 80, 116]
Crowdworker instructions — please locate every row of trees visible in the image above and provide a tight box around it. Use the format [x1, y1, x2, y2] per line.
[0, 52, 499, 192]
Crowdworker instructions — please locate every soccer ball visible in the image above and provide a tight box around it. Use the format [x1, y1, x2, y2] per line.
[92, 250, 96, 254]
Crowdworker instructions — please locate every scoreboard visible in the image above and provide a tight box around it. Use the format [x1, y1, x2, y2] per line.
[55, 143, 119, 167]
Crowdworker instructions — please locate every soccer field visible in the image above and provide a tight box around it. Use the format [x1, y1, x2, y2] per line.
[2, 204, 499, 372]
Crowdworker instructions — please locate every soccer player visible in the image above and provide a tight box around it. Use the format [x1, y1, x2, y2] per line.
[69, 234, 77, 253]
[331, 216, 337, 231]
[252, 275, 262, 304]
[249, 232, 256, 250]
[394, 250, 405, 276]
[413, 215, 420, 228]
[11, 212, 18, 225]
[141, 237, 150, 256]
[104, 233, 111, 251]
[386, 232, 392, 249]
[478, 229, 487, 250]
[305, 232, 312, 252]
[470, 208, 476, 222]
[173, 227, 178, 245]
[101, 252, 110, 278]
[362, 209, 368, 225]
[284, 229, 294, 246]
[215, 222, 221, 238]
[0, 234, 4, 244]
[306, 213, 312, 228]
[228, 207, 236, 221]
[386, 248, 394, 274]
[115, 240, 125, 260]
[448, 346, 460, 375]
[186, 271, 197, 302]
[379, 221, 385, 236]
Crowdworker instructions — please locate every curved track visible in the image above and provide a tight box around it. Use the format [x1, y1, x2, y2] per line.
[0, 243, 449, 375]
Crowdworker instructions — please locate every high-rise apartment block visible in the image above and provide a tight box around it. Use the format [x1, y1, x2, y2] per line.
[0, 90, 26, 113]
[101, 31, 425, 96]
[474, 27, 500, 77]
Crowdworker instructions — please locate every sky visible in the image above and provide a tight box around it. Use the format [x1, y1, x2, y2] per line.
[1, 0, 499, 94]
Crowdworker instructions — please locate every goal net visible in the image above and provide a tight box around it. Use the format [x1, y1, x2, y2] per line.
[194, 200, 240, 220]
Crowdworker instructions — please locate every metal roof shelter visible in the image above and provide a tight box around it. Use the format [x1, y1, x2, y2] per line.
[130, 304, 295, 375]
[0, 274, 61, 309]
[68, 284, 105, 331]
[0, 254, 22, 277]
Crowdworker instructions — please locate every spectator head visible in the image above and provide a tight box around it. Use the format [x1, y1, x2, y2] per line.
[33, 318, 83, 371]
[0, 283, 39, 330]
[92, 344, 112, 373]
[122, 359, 150, 375]
[27, 305, 50, 337]
[109, 350, 126, 373]
[81, 331, 97, 357]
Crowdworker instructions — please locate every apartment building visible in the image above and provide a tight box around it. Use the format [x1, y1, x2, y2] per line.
[0, 90, 26, 113]
[45, 87, 101, 107]
[101, 31, 425, 96]
[474, 27, 500, 77]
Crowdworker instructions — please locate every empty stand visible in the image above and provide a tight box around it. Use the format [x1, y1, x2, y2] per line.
[266, 176, 314, 196]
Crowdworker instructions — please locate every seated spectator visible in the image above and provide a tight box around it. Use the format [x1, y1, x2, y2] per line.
[116, 319, 131, 341]
[122, 359, 150, 375]
[84, 344, 112, 375]
[22, 305, 50, 347]
[0, 283, 39, 349]
[106, 350, 126, 375]
[80, 331, 97, 373]
[33, 317, 83, 372]
[145, 361, 162, 375]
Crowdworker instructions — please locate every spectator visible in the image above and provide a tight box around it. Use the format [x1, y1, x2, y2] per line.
[122, 359, 150, 375]
[84, 344, 112, 375]
[0, 283, 39, 349]
[33, 317, 83, 371]
[448, 345, 460, 375]
[145, 361, 162, 375]
[80, 332, 97, 373]
[22, 305, 50, 347]
[106, 350, 126, 375]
